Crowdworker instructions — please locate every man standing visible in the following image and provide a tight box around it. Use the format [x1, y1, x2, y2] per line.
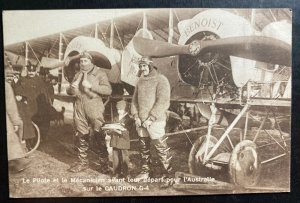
[131, 56, 174, 185]
[5, 69, 31, 173]
[13, 62, 50, 140]
[67, 51, 112, 173]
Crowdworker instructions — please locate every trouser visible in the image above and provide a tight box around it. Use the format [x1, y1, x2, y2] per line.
[74, 98, 105, 135]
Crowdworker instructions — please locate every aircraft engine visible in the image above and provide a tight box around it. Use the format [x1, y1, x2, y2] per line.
[177, 9, 256, 91]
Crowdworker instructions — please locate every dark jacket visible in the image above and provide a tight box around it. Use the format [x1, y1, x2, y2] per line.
[110, 114, 134, 150]
[13, 75, 48, 117]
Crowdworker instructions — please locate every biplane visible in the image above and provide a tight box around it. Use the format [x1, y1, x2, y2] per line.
[4, 8, 291, 190]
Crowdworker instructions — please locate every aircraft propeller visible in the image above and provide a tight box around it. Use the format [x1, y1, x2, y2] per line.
[132, 36, 291, 67]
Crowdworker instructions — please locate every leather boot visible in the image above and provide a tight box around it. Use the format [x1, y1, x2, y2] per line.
[94, 130, 110, 174]
[135, 137, 151, 181]
[68, 132, 89, 173]
[152, 136, 175, 188]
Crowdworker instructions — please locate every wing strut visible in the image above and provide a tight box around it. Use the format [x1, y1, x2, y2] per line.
[58, 33, 63, 93]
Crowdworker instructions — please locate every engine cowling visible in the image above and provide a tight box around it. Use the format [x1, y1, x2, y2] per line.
[177, 9, 256, 88]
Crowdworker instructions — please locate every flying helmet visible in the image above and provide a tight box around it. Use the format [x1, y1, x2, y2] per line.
[138, 56, 153, 65]
[80, 51, 94, 63]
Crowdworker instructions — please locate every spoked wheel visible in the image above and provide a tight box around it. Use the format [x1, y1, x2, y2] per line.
[229, 140, 261, 187]
[24, 122, 40, 156]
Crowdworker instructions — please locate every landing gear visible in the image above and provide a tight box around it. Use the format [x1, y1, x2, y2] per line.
[229, 140, 261, 187]
[188, 135, 219, 176]
[187, 103, 288, 189]
[189, 137, 261, 188]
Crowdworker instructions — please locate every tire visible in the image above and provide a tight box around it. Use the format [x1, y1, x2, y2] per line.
[24, 121, 40, 156]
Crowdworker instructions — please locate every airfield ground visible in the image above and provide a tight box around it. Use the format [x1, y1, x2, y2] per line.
[8, 101, 290, 198]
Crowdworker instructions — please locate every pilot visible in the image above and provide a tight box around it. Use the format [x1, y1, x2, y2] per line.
[66, 51, 112, 173]
[131, 56, 174, 187]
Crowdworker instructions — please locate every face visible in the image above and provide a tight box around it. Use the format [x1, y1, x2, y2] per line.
[138, 63, 150, 76]
[28, 68, 37, 78]
[80, 58, 93, 71]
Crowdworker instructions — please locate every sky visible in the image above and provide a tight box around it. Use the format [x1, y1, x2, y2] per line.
[3, 9, 145, 45]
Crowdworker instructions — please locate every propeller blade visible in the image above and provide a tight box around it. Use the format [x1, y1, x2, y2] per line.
[43, 54, 81, 69]
[200, 36, 291, 67]
[132, 37, 191, 57]
[133, 36, 291, 67]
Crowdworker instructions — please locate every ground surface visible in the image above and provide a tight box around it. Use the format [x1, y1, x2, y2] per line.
[8, 101, 290, 198]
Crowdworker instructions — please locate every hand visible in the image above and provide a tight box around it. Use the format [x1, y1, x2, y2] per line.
[82, 80, 92, 89]
[135, 117, 142, 127]
[142, 118, 153, 128]
[15, 95, 22, 101]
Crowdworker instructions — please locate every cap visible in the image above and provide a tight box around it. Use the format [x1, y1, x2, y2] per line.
[80, 51, 93, 61]
[138, 56, 153, 65]
[116, 100, 127, 111]
[12, 64, 23, 73]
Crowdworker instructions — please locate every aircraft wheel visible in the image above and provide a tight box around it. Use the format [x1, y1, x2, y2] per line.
[229, 140, 261, 187]
[24, 122, 41, 156]
[188, 135, 218, 176]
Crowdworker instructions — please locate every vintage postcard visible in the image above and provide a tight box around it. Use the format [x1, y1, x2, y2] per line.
[3, 8, 291, 197]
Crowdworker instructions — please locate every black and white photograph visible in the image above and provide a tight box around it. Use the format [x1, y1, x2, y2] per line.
[3, 8, 292, 198]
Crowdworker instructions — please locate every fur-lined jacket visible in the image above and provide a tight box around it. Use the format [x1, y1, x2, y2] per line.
[131, 69, 170, 122]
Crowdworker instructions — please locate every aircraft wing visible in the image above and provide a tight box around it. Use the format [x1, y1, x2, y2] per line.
[4, 9, 203, 64]
[4, 9, 291, 65]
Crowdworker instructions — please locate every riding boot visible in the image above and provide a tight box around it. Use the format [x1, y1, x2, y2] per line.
[152, 136, 175, 188]
[135, 137, 151, 181]
[94, 130, 110, 174]
[68, 132, 89, 173]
